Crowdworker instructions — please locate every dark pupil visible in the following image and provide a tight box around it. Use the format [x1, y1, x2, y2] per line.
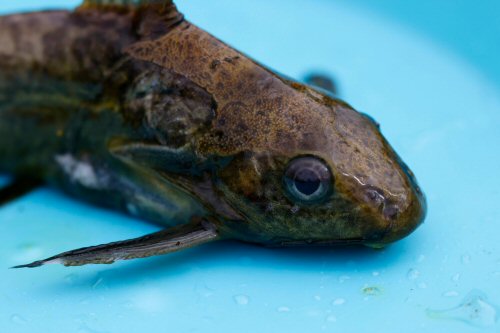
[294, 169, 320, 196]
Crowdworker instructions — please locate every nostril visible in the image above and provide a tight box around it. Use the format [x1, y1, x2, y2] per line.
[383, 204, 399, 221]
[364, 186, 385, 206]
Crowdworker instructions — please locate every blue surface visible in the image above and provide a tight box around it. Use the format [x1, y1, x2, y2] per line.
[1, 1, 499, 332]
[342, 0, 500, 89]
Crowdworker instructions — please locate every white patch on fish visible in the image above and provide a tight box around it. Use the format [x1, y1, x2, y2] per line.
[55, 154, 106, 189]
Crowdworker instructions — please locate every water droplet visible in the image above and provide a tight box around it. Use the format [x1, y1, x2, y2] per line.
[131, 288, 167, 313]
[76, 323, 106, 333]
[338, 275, 350, 283]
[193, 282, 215, 300]
[306, 309, 321, 317]
[326, 314, 337, 322]
[461, 254, 471, 264]
[451, 273, 461, 282]
[79, 297, 91, 305]
[121, 301, 134, 309]
[233, 294, 249, 305]
[362, 286, 382, 296]
[407, 268, 420, 280]
[416, 254, 426, 263]
[418, 282, 428, 289]
[332, 298, 346, 306]
[372, 271, 380, 277]
[443, 291, 459, 297]
[77, 328, 91, 333]
[10, 314, 27, 325]
[64, 273, 78, 285]
[277, 306, 290, 312]
[427, 290, 497, 328]
[314, 295, 321, 301]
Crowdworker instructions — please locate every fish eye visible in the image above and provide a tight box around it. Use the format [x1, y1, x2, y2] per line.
[284, 156, 333, 203]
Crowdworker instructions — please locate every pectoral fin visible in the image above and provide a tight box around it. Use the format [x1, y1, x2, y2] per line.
[110, 142, 198, 174]
[13, 219, 218, 268]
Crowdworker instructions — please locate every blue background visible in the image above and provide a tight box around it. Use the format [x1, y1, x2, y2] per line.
[1, 1, 499, 332]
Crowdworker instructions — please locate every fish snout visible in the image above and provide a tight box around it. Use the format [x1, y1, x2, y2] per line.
[362, 183, 426, 246]
[363, 182, 426, 247]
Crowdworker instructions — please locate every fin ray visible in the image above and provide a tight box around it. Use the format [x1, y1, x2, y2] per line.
[81, 0, 172, 7]
[13, 220, 218, 268]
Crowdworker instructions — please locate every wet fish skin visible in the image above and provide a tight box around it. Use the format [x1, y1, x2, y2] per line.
[1, 1, 426, 267]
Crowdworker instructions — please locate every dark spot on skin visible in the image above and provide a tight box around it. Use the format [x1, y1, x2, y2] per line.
[237, 122, 248, 131]
[210, 59, 221, 70]
[135, 91, 147, 99]
[217, 117, 226, 126]
[212, 130, 225, 140]
[223, 56, 240, 64]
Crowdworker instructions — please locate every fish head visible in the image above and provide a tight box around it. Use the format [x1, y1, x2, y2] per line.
[210, 82, 426, 247]
[125, 19, 426, 248]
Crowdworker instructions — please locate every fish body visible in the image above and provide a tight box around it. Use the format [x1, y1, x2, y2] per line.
[0, 1, 426, 268]
[0, 6, 204, 225]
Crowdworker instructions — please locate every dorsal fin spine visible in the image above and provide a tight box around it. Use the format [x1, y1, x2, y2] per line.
[81, 0, 173, 8]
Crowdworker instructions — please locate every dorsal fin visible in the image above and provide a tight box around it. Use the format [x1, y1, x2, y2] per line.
[79, 0, 183, 39]
[81, 0, 172, 7]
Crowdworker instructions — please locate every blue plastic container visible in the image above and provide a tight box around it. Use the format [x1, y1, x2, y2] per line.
[1, 1, 499, 332]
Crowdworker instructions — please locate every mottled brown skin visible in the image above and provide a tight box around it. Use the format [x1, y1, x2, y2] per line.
[0, 2, 425, 251]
